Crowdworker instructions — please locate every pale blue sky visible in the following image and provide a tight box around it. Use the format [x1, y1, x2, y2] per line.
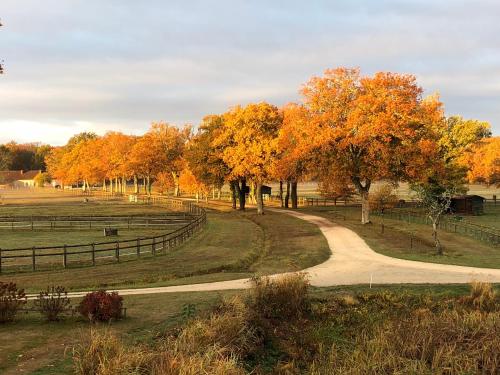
[1, 0, 499, 145]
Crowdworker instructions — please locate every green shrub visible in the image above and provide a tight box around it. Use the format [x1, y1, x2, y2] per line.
[0, 282, 27, 323]
[34, 286, 71, 321]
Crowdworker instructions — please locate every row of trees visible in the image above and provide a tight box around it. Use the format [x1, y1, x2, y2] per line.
[46, 126, 189, 195]
[44, 67, 498, 223]
[0, 142, 52, 171]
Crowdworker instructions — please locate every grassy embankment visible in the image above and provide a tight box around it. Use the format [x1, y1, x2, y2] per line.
[304, 204, 500, 268]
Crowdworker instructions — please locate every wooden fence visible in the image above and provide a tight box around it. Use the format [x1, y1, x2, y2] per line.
[0, 197, 206, 273]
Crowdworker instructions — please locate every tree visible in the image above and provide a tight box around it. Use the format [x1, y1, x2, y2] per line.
[438, 116, 491, 163]
[217, 103, 282, 214]
[33, 172, 51, 187]
[0, 145, 12, 170]
[317, 168, 355, 205]
[302, 67, 442, 224]
[411, 166, 466, 255]
[273, 103, 314, 208]
[129, 123, 189, 195]
[369, 183, 398, 213]
[185, 115, 229, 200]
[460, 137, 500, 186]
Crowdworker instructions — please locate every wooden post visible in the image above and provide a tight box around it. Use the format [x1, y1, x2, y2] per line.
[91, 243, 95, 266]
[410, 236, 413, 249]
[115, 242, 120, 262]
[137, 239, 140, 257]
[162, 235, 166, 253]
[152, 237, 156, 255]
[381, 224, 384, 234]
[0, 248, 2, 274]
[63, 245, 67, 268]
[32, 247, 36, 271]
[89, 216, 92, 229]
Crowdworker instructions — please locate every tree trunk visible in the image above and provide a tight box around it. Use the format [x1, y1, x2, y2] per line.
[291, 180, 298, 209]
[146, 175, 151, 196]
[432, 220, 443, 255]
[238, 178, 246, 211]
[285, 181, 290, 208]
[133, 175, 139, 194]
[143, 177, 147, 194]
[279, 180, 284, 207]
[171, 172, 180, 197]
[196, 192, 199, 203]
[360, 190, 370, 224]
[102, 179, 107, 192]
[122, 177, 127, 194]
[217, 187, 221, 200]
[230, 181, 237, 209]
[256, 183, 264, 215]
[352, 178, 371, 224]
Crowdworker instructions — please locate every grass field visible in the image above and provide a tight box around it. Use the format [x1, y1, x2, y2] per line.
[305, 205, 500, 268]
[0, 208, 329, 292]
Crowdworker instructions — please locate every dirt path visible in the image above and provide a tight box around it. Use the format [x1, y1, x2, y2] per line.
[56, 210, 500, 298]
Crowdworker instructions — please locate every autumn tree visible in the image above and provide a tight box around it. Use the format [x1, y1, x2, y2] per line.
[273, 104, 313, 208]
[438, 116, 491, 163]
[0, 145, 12, 170]
[460, 137, 500, 186]
[185, 115, 229, 201]
[129, 123, 189, 195]
[302, 68, 442, 224]
[217, 103, 282, 214]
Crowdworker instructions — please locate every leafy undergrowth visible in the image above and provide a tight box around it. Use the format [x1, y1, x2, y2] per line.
[74, 277, 500, 374]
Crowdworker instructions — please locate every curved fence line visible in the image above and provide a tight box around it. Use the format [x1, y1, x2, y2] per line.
[0, 196, 207, 274]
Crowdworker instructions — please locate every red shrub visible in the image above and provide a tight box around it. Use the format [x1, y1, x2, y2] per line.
[78, 290, 123, 322]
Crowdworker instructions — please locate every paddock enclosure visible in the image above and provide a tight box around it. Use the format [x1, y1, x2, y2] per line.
[0, 189, 206, 273]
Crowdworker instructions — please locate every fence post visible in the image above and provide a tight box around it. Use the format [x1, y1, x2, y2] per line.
[61, 244, 67, 268]
[137, 239, 140, 257]
[152, 237, 156, 255]
[32, 247, 36, 271]
[162, 235, 166, 253]
[91, 243, 95, 266]
[115, 242, 120, 262]
[381, 224, 384, 234]
[89, 216, 92, 229]
[0, 248, 2, 274]
[410, 236, 413, 249]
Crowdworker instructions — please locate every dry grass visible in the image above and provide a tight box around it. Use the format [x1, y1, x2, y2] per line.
[72, 279, 500, 375]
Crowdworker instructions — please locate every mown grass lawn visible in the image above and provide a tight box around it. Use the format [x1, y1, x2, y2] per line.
[0, 208, 330, 292]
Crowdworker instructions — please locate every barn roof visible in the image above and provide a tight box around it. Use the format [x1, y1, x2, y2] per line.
[451, 195, 485, 200]
[0, 170, 41, 183]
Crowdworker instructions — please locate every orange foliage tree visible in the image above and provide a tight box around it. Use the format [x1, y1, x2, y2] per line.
[216, 103, 282, 214]
[302, 67, 442, 223]
[460, 137, 500, 186]
[273, 103, 314, 208]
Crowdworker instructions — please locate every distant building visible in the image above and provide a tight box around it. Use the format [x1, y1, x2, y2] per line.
[0, 170, 42, 188]
[450, 195, 485, 215]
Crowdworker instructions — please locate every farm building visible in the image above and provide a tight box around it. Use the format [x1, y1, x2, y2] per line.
[0, 170, 42, 188]
[449, 195, 485, 215]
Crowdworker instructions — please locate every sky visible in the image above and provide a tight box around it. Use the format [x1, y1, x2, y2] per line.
[0, 0, 499, 145]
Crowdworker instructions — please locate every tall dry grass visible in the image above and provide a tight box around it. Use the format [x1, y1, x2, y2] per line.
[73, 277, 500, 375]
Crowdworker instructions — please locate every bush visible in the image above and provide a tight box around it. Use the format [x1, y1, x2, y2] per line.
[34, 286, 71, 321]
[0, 282, 27, 323]
[78, 290, 123, 322]
[369, 184, 398, 213]
[249, 273, 310, 321]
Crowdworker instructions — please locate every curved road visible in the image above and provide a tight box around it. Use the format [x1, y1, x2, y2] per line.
[58, 209, 500, 298]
